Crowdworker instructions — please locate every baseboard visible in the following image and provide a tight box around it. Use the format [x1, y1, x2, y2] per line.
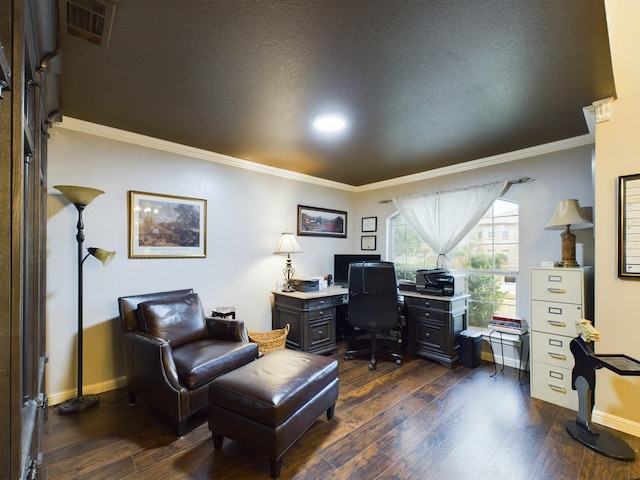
[47, 376, 127, 406]
[592, 409, 640, 438]
[480, 335, 529, 371]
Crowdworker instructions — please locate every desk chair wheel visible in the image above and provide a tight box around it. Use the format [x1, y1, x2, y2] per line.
[368, 360, 377, 371]
[395, 358, 402, 366]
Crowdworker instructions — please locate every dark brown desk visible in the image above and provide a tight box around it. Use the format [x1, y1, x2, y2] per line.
[272, 287, 469, 367]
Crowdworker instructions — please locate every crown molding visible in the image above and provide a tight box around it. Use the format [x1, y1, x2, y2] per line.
[54, 116, 594, 193]
[354, 134, 595, 192]
[53, 117, 356, 192]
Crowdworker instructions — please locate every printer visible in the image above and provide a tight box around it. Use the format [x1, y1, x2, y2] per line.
[415, 269, 465, 296]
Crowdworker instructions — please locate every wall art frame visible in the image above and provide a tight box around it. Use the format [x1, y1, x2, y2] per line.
[129, 190, 207, 258]
[361, 235, 376, 251]
[618, 174, 640, 278]
[361, 216, 377, 232]
[297, 205, 347, 238]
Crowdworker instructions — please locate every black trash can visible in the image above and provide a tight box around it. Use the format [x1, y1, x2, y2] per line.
[459, 330, 482, 368]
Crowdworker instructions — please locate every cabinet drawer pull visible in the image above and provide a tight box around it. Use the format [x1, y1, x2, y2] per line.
[318, 311, 324, 316]
[425, 332, 430, 338]
[547, 288, 566, 294]
[548, 384, 567, 394]
[424, 312, 430, 317]
[548, 352, 567, 361]
[547, 320, 566, 328]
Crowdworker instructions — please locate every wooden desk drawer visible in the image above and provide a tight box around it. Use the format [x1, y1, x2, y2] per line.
[531, 331, 574, 369]
[408, 307, 449, 323]
[531, 300, 583, 336]
[307, 295, 346, 309]
[405, 296, 449, 312]
[531, 269, 582, 304]
[411, 320, 446, 354]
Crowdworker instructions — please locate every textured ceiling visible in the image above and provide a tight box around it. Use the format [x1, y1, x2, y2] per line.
[57, 0, 615, 186]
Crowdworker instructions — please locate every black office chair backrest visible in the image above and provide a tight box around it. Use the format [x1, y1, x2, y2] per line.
[348, 261, 399, 330]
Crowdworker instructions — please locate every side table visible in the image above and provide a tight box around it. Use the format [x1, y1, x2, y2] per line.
[488, 329, 530, 382]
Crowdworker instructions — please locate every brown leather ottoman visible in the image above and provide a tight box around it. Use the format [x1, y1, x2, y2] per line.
[208, 349, 339, 478]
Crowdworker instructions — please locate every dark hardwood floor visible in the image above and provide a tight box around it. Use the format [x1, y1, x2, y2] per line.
[41, 344, 640, 479]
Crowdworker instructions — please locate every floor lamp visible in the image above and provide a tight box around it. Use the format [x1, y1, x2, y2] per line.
[54, 185, 116, 415]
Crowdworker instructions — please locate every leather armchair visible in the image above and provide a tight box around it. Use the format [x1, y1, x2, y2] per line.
[118, 289, 259, 436]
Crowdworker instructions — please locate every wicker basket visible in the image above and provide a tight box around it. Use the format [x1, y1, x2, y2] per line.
[247, 324, 290, 355]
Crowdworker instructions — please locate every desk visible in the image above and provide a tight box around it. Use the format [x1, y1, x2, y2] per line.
[272, 286, 348, 354]
[272, 287, 469, 367]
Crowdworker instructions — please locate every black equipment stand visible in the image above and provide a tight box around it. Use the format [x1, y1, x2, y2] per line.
[566, 336, 640, 461]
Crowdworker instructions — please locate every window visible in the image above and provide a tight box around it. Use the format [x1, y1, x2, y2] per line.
[389, 199, 519, 328]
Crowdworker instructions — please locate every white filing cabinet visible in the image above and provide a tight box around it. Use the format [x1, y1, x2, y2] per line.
[530, 267, 593, 410]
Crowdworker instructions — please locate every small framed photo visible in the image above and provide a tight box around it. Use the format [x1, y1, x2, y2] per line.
[361, 235, 376, 251]
[361, 216, 377, 232]
[297, 205, 347, 238]
[129, 191, 207, 258]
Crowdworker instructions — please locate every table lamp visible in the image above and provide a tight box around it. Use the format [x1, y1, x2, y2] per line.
[545, 199, 592, 267]
[274, 232, 302, 292]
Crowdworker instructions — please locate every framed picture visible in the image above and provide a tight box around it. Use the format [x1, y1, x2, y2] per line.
[361, 235, 376, 250]
[361, 216, 377, 232]
[618, 174, 640, 278]
[129, 191, 207, 258]
[297, 205, 347, 238]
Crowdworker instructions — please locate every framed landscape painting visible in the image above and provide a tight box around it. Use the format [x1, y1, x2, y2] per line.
[297, 205, 347, 238]
[129, 191, 207, 258]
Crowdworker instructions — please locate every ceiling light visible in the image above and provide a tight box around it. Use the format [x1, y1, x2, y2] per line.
[312, 114, 347, 132]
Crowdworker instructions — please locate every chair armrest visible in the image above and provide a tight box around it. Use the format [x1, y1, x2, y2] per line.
[206, 317, 249, 342]
[121, 331, 182, 391]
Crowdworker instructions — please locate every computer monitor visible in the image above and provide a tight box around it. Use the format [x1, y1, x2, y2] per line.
[333, 254, 382, 285]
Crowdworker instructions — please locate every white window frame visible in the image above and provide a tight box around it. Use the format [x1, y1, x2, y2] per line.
[388, 198, 519, 329]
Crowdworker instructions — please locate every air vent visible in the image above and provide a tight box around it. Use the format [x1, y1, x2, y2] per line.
[60, 0, 116, 49]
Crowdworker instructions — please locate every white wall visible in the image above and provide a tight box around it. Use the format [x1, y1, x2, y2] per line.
[46, 125, 356, 403]
[359, 144, 596, 321]
[47, 122, 596, 406]
[591, 0, 640, 435]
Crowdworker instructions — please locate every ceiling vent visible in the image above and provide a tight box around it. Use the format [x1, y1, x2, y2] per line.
[59, 0, 116, 49]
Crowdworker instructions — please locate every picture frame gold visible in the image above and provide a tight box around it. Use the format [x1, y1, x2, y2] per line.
[129, 191, 207, 258]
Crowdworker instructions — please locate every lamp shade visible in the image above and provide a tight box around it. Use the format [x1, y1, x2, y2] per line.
[87, 247, 116, 266]
[54, 185, 105, 206]
[545, 199, 593, 230]
[273, 232, 302, 254]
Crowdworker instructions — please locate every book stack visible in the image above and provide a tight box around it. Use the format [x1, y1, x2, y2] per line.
[489, 315, 528, 334]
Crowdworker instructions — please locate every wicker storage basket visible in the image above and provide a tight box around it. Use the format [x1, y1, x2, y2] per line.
[247, 324, 290, 355]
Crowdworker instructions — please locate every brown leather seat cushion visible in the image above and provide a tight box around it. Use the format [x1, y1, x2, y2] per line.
[209, 349, 338, 427]
[172, 339, 259, 389]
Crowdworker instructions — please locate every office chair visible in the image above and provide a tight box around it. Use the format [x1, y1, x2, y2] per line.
[344, 261, 403, 371]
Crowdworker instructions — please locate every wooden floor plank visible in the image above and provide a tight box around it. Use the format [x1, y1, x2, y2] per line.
[40, 343, 640, 480]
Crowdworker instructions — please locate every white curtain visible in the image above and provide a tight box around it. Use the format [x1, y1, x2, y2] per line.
[392, 180, 509, 267]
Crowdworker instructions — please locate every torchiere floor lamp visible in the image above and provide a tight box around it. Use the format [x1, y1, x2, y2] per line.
[54, 185, 116, 415]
